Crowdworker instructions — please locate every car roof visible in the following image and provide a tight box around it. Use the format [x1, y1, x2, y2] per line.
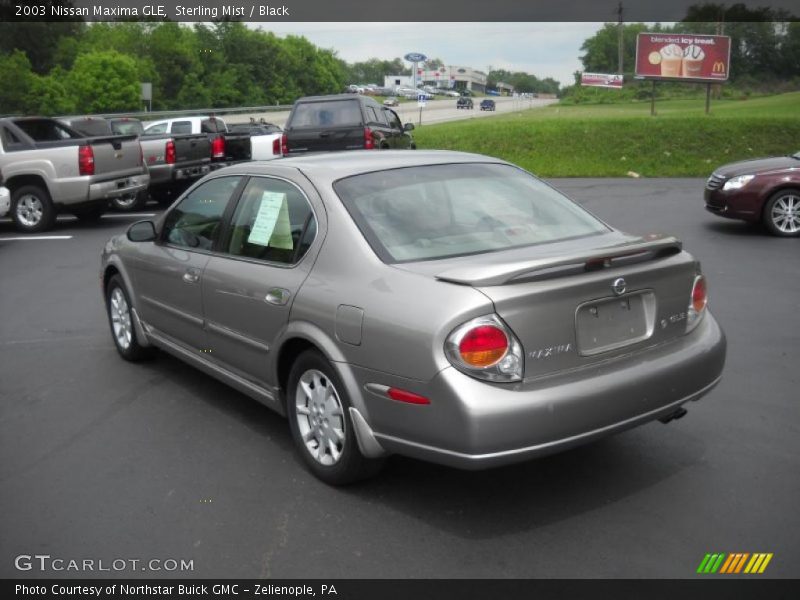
[212, 150, 509, 185]
[295, 94, 380, 106]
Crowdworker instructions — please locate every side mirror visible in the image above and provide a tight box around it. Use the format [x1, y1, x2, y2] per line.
[404, 122, 415, 132]
[127, 220, 157, 242]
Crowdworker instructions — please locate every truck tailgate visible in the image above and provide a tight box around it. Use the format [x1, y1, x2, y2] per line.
[172, 133, 211, 165]
[88, 135, 143, 179]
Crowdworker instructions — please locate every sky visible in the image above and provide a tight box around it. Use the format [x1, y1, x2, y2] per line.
[251, 23, 607, 86]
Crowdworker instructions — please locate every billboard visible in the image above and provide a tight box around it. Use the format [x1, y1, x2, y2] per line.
[581, 73, 624, 89]
[635, 33, 731, 82]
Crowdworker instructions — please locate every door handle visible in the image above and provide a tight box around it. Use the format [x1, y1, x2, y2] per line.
[265, 288, 291, 306]
[182, 269, 200, 284]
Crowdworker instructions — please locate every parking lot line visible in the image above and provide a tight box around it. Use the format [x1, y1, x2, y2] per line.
[0, 235, 73, 241]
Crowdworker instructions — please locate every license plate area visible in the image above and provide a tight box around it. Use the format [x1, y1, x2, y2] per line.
[575, 291, 656, 356]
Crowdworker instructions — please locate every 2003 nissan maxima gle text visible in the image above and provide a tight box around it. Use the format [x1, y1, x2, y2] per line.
[101, 151, 727, 485]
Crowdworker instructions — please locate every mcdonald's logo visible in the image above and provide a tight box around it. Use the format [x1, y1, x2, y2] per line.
[712, 61, 726, 74]
[696, 553, 773, 574]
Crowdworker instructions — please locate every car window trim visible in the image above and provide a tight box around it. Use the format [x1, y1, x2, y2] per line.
[214, 174, 319, 270]
[159, 174, 248, 253]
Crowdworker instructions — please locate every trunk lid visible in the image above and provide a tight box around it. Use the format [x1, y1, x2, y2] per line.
[397, 232, 700, 379]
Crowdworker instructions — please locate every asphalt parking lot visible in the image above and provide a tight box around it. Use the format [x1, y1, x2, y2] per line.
[0, 178, 797, 579]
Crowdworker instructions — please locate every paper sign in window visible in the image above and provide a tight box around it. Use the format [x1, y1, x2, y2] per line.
[247, 191, 293, 249]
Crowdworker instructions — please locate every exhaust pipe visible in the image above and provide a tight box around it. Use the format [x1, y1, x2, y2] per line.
[659, 407, 688, 424]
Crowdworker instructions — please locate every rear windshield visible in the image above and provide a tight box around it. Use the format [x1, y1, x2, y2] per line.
[290, 100, 362, 129]
[66, 119, 112, 137]
[334, 163, 610, 263]
[110, 120, 144, 136]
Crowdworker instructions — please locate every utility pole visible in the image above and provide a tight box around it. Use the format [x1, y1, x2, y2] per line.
[617, 2, 624, 75]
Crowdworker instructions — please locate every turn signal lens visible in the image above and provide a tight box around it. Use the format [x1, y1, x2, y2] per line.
[458, 325, 508, 367]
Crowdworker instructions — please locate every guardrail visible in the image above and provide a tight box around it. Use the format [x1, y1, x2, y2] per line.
[58, 104, 294, 121]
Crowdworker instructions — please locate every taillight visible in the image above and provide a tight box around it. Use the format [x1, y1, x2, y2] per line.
[686, 274, 708, 332]
[281, 133, 288, 155]
[211, 136, 225, 159]
[445, 315, 523, 382]
[78, 145, 94, 176]
[364, 126, 375, 149]
[459, 326, 508, 367]
[272, 137, 281, 155]
[165, 140, 176, 164]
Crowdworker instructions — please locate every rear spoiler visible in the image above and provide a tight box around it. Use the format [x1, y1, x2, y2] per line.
[83, 134, 139, 144]
[435, 234, 683, 287]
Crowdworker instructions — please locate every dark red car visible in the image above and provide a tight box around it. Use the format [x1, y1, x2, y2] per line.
[704, 152, 800, 236]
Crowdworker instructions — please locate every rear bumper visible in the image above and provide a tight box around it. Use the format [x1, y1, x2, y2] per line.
[149, 163, 211, 186]
[0, 186, 9, 218]
[356, 312, 726, 469]
[88, 172, 150, 202]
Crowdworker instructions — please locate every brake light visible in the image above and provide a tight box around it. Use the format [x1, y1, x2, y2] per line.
[686, 274, 708, 332]
[364, 126, 375, 149]
[78, 145, 94, 176]
[281, 133, 288, 155]
[211, 136, 225, 159]
[165, 140, 176, 164]
[459, 326, 508, 367]
[445, 315, 524, 382]
[272, 136, 281, 155]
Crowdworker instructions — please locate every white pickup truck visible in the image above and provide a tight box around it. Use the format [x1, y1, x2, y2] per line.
[0, 175, 9, 219]
[0, 117, 149, 232]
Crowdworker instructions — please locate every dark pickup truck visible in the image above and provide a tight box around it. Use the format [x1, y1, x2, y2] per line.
[282, 94, 415, 154]
[143, 116, 251, 168]
[62, 116, 213, 209]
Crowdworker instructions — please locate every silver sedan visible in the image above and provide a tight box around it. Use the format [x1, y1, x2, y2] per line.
[101, 151, 726, 484]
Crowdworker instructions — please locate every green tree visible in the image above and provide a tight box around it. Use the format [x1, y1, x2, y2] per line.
[67, 51, 141, 113]
[27, 70, 76, 116]
[0, 50, 35, 114]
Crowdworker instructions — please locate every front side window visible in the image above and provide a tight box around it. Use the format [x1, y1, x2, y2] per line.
[334, 163, 610, 263]
[162, 177, 242, 251]
[224, 177, 316, 265]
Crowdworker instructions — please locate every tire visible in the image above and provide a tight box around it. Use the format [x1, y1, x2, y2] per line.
[287, 350, 384, 485]
[110, 190, 147, 212]
[10, 185, 56, 233]
[762, 188, 800, 237]
[105, 274, 153, 362]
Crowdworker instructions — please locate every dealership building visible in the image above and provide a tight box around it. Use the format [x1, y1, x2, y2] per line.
[385, 65, 488, 93]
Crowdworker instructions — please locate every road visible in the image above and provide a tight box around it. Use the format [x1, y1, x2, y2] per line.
[232, 95, 557, 128]
[0, 179, 797, 578]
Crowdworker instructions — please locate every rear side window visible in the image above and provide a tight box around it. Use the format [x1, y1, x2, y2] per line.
[144, 123, 168, 135]
[289, 100, 362, 129]
[162, 176, 242, 251]
[171, 121, 192, 134]
[224, 177, 316, 265]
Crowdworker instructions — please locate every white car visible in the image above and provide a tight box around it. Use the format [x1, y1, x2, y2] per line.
[0, 184, 10, 218]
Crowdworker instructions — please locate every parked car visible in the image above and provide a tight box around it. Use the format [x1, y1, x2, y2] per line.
[0, 174, 9, 218]
[283, 94, 415, 154]
[226, 120, 284, 162]
[0, 117, 149, 231]
[63, 116, 212, 210]
[383, 97, 400, 107]
[101, 150, 726, 485]
[143, 116, 252, 167]
[457, 97, 474, 109]
[444, 90, 461, 97]
[704, 152, 800, 236]
[480, 99, 496, 111]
